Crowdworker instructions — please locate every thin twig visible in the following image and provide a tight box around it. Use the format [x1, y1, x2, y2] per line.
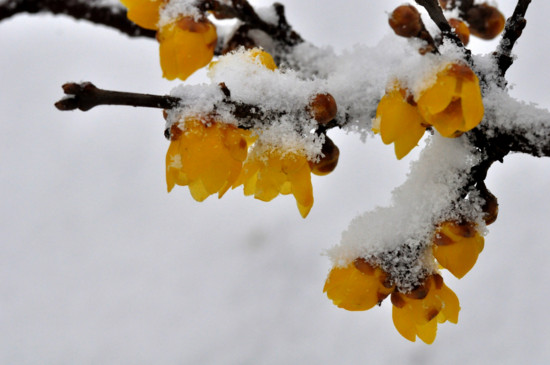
[55, 82, 180, 111]
[0, 0, 156, 39]
[495, 0, 532, 80]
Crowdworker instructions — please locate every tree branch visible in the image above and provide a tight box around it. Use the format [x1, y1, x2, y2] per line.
[494, 0, 532, 80]
[55, 82, 180, 112]
[414, 0, 472, 64]
[0, 0, 156, 39]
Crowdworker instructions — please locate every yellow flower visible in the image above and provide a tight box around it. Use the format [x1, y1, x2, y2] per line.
[374, 63, 484, 159]
[391, 274, 460, 344]
[246, 48, 278, 71]
[166, 118, 252, 201]
[432, 221, 485, 279]
[324, 258, 394, 311]
[374, 85, 426, 160]
[417, 63, 484, 138]
[120, 0, 166, 30]
[158, 16, 217, 80]
[234, 147, 314, 218]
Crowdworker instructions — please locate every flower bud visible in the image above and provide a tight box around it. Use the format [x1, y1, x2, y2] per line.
[309, 136, 339, 176]
[389, 5, 422, 38]
[466, 4, 506, 40]
[308, 93, 337, 125]
[480, 186, 499, 225]
[448, 18, 470, 45]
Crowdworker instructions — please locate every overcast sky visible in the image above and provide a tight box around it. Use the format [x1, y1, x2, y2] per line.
[1, 1, 549, 363]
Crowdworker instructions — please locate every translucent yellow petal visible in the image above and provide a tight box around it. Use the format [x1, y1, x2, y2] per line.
[393, 121, 426, 160]
[188, 179, 210, 202]
[121, 0, 164, 30]
[392, 306, 417, 342]
[377, 90, 411, 144]
[289, 164, 313, 205]
[417, 75, 456, 115]
[430, 100, 464, 138]
[433, 236, 484, 278]
[324, 264, 383, 311]
[416, 319, 438, 345]
[248, 49, 278, 70]
[439, 285, 460, 324]
[297, 201, 313, 218]
[280, 181, 292, 195]
[460, 79, 484, 131]
[158, 19, 217, 81]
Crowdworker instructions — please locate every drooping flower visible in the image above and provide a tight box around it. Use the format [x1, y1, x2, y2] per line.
[234, 146, 314, 218]
[391, 274, 460, 344]
[157, 16, 217, 80]
[166, 117, 253, 201]
[432, 221, 485, 279]
[374, 84, 426, 160]
[120, 0, 166, 30]
[324, 258, 395, 311]
[416, 63, 484, 138]
[374, 63, 484, 159]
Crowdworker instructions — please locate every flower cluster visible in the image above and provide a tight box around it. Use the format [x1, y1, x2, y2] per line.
[374, 62, 484, 159]
[165, 49, 339, 217]
[165, 118, 254, 201]
[391, 274, 459, 344]
[324, 257, 460, 344]
[389, 2, 505, 48]
[121, 0, 217, 80]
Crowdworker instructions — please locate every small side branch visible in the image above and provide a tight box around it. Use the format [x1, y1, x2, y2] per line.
[495, 0, 532, 80]
[414, 0, 472, 64]
[55, 83, 180, 111]
[0, 0, 156, 39]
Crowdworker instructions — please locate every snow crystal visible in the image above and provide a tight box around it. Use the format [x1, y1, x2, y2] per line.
[483, 86, 550, 155]
[159, 0, 202, 26]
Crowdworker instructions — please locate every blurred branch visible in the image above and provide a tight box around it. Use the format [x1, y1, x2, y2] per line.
[201, 0, 303, 48]
[494, 0, 532, 81]
[0, 0, 156, 39]
[414, 0, 472, 63]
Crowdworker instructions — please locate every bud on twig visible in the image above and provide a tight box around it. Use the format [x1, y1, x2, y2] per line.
[389, 5, 423, 38]
[308, 93, 337, 125]
[466, 3, 506, 40]
[309, 136, 340, 176]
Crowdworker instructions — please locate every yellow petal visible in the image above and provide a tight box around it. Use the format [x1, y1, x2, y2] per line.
[460, 79, 484, 131]
[121, 0, 164, 30]
[188, 179, 210, 202]
[392, 305, 417, 342]
[430, 99, 464, 138]
[377, 90, 410, 144]
[416, 319, 438, 344]
[418, 75, 456, 116]
[393, 121, 426, 160]
[438, 284, 460, 324]
[324, 264, 384, 311]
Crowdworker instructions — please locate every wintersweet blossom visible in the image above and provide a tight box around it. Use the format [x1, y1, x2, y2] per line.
[157, 16, 217, 80]
[166, 118, 252, 201]
[391, 274, 460, 344]
[234, 147, 314, 218]
[417, 63, 484, 138]
[432, 221, 485, 279]
[324, 258, 394, 311]
[120, 0, 166, 30]
[374, 85, 426, 160]
[374, 63, 484, 159]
